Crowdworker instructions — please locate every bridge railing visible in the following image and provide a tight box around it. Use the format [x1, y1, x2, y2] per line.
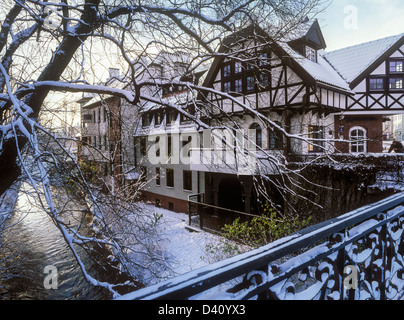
[117, 192, 404, 300]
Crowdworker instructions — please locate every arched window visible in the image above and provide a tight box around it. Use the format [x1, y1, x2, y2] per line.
[350, 127, 367, 153]
[249, 123, 262, 149]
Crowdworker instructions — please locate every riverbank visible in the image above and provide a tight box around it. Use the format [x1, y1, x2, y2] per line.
[0, 182, 250, 299]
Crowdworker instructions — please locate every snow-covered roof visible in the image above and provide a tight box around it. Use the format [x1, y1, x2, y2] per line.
[301, 53, 352, 92]
[81, 76, 129, 109]
[278, 41, 352, 93]
[322, 33, 404, 84]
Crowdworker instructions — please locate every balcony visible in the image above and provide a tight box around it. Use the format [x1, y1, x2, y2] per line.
[189, 148, 281, 176]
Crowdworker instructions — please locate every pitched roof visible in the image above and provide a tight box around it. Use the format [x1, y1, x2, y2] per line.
[202, 23, 352, 94]
[286, 19, 327, 50]
[278, 41, 352, 92]
[322, 33, 404, 86]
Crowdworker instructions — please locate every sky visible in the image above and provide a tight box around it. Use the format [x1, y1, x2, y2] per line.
[316, 0, 404, 51]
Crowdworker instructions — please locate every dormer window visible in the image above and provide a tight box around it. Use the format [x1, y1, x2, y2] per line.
[306, 46, 317, 62]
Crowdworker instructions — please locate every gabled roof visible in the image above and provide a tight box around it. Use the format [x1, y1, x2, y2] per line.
[287, 19, 327, 50]
[202, 23, 352, 94]
[278, 41, 352, 92]
[322, 33, 404, 88]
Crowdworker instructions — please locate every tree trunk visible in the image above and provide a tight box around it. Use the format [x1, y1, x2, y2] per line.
[0, 0, 100, 197]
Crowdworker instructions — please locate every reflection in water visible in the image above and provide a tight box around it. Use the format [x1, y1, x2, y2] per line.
[0, 183, 115, 300]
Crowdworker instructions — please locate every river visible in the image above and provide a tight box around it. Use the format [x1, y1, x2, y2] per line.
[0, 182, 128, 300]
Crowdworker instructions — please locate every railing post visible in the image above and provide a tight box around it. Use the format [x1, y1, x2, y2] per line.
[380, 215, 388, 301]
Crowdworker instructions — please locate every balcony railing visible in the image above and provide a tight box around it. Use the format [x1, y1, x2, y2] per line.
[117, 191, 404, 300]
[189, 148, 280, 176]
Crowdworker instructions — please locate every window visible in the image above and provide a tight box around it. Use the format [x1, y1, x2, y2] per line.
[223, 81, 231, 93]
[221, 51, 270, 95]
[308, 125, 324, 153]
[103, 109, 108, 122]
[389, 77, 403, 90]
[166, 168, 174, 187]
[167, 134, 172, 157]
[390, 60, 403, 73]
[155, 136, 160, 157]
[154, 110, 163, 126]
[183, 170, 192, 191]
[306, 46, 317, 63]
[142, 113, 151, 127]
[259, 73, 269, 88]
[350, 127, 367, 153]
[140, 136, 147, 156]
[246, 75, 255, 91]
[234, 78, 243, 93]
[182, 135, 192, 158]
[258, 52, 270, 66]
[369, 77, 385, 91]
[167, 109, 177, 125]
[234, 61, 243, 74]
[140, 166, 147, 182]
[223, 63, 231, 77]
[156, 168, 161, 186]
[268, 123, 283, 150]
[249, 123, 262, 149]
[180, 105, 195, 123]
[82, 113, 93, 122]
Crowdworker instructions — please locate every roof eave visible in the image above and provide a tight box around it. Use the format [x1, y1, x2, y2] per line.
[349, 34, 404, 89]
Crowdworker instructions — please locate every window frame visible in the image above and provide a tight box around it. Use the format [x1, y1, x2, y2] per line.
[166, 168, 174, 188]
[308, 125, 325, 153]
[268, 122, 283, 150]
[305, 46, 317, 63]
[368, 77, 386, 92]
[389, 77, 404, 90]
[349, 126, 367, 154]
[182, 170, 192, 191]
[155, 167, 161, 186]
[249, 123, 263, 149]
[221, 50, 271, 95]
[389, 60, 404, 74]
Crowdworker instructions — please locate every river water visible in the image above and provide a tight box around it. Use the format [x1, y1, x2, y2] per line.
[0, 183, 122, 300]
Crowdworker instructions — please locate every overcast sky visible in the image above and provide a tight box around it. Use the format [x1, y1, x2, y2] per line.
[316, 0, 404, 51]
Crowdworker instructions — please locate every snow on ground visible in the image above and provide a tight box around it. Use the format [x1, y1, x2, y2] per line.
[136, 202, 250, 281]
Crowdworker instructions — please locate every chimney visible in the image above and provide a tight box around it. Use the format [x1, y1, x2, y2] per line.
[108, 68, 120, 79]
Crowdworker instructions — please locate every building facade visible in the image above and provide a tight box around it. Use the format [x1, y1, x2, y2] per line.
[79, 20, 404, 215]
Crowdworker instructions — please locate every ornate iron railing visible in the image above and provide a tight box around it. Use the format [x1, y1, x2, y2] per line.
[117, 192, 404, 300]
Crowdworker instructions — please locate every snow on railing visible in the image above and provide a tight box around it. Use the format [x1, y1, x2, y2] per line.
[116, 192, 404, 300]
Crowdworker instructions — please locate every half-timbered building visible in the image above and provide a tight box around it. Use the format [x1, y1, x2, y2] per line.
[323, 33, 404, 153]
[79, 19, 404, 217]
[193, 20, 353, 214]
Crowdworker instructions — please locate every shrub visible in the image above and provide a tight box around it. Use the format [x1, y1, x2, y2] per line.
[222, 202, 312, 248]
